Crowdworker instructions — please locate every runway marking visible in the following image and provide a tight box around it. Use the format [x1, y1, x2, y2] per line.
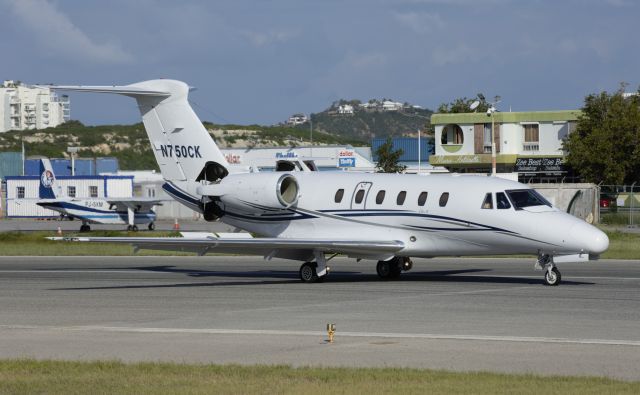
[2, 325, 640, 347]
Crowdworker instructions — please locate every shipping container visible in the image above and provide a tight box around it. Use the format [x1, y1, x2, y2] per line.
[0, 152, 23, 179]
[371, 137, 434, 162]
[51, 159, 71, 176]
[96, 157, 119, 174]
[74, 158, 95, 176]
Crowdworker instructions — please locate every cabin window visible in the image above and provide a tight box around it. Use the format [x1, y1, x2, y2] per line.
[396, 191, 407, 205]
[481, 193, 493, 209]
[376, 190, 386, 204]
[418, 192, 428, 206]
[89, 185, 98, 198]
[67, 186, 76, 198]
[355, 189, 365, 204]
[16, 186, 25, 199]
[496, 192, 511, 209]
[439, 192, 449, 207]
[334, 189, 344, 203]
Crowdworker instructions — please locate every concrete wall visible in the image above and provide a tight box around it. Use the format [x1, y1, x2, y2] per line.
[532, 183, 599, 223]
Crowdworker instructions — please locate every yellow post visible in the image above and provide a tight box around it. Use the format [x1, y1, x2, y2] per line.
[326, 323, 336, 343]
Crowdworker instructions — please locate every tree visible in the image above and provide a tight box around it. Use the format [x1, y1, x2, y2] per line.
[437, 93, 491, 113]
[564, 86, 640, 184]
[375, 137, 407, 173]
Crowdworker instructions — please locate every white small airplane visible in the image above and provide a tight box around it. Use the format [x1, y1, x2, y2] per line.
[36, 159, 162, 231]
[48, 79, 609, 285]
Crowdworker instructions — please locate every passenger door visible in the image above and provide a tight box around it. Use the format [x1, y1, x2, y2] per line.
[351, 182, 372, 210]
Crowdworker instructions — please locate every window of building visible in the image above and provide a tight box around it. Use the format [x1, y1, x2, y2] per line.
[439, 192, 449, 207]
[396, 191, 407, 205]
[16, 186, 25, 199]
[354, 189, 365, 204]
[89, 185, 98, 198]
[376, 190, 386, 204]
[483, 124, 493, 153]
[481, 193, 493, 209]
[334, 189, 344, 203]
[496, 192, 511, 209]
[418, 192, 428, 206]
[523, 124, 539, 151]
[441, 124, 464, 145]
[67, 186, 76, 198]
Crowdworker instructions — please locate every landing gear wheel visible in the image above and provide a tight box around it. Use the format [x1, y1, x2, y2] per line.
[544, 267, 561, 286]
[377, 258, 402, 280]
[299, 262, 319, 283]
[79, 224, 90, 232]
[132, 225, 139, 232]
[147, 222, 155, 231]
[127, 225, 133, 232]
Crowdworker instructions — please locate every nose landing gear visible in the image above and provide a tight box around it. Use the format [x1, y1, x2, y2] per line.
[537, 254, 562, 286]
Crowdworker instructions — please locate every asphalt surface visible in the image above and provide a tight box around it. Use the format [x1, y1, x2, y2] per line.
[1, 256, 639, 380]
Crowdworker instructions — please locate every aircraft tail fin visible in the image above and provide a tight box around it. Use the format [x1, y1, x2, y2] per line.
[48, 80, 229, 189]
[39, 158, 60, 199]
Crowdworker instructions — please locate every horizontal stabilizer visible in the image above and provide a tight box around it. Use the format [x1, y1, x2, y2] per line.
[39, 84, 170, 97]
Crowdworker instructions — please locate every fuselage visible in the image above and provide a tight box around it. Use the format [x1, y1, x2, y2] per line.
[37, 199, 156, 225]
[207, 172, 608, 258]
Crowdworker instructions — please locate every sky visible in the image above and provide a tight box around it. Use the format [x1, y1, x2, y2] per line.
[1, 0, 638, 126]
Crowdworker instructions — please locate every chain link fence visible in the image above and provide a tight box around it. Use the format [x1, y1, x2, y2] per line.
[599, 184, 639, 227]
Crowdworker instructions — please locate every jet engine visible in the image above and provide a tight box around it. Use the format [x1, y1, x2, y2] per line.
[197, 173, 300, 215]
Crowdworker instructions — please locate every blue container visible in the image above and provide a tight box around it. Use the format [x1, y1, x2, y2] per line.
[24, 159, 41, 176]
[371, 137, 434, 162]
[0, 152, 23, 179]
[96, 157, 119, 174]
[74, 158, 95, 176]
[51, 159, 71, 176]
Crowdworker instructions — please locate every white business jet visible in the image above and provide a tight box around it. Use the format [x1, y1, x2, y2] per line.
[48, 80, 608, 285]
[36, 158, 162, 231]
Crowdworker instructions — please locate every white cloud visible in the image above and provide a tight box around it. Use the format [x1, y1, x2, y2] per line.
[394, 11, 445, 34]
[4, 0, 131, 63]
[241, 29, 296, 47]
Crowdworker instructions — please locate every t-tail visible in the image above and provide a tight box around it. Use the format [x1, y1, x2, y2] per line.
[39, 158, 60, 199]
[48, 80, 229, 212]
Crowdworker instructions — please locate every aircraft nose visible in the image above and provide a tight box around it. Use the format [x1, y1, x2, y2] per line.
[570, 222, 609, 255]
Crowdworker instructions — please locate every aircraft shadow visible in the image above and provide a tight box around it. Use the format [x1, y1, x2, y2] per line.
[49, 266, 594, 290]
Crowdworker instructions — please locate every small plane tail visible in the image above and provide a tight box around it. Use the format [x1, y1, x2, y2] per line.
[39, 158, 60, 199]
[48, 80, 229, 211]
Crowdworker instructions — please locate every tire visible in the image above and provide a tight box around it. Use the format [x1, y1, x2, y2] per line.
[378, 258, 402, 279]
[80, 225, 89, 232]
[127, 225, 133, 232]
[132, 225, 139, 232]
[299, 262, 319, 283]
[544, 267, 562, 286]
[148, 222, 155, 231]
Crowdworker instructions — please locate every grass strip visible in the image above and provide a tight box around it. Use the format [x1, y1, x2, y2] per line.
[0, 359, 638, 395]
[0, 230, 638, 259]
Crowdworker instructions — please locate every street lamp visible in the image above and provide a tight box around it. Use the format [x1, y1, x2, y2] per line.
[67, 146, 79, 176]
[486, 98, 501, 176]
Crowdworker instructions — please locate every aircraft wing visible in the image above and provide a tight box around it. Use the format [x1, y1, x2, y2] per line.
[105, 198, 164, 210]
[50, 234, 405, 261]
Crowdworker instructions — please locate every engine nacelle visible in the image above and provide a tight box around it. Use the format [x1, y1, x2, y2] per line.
[198, 173, 300, 212]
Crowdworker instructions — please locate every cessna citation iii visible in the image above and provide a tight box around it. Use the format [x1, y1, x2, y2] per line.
[48, 79, 609, 285]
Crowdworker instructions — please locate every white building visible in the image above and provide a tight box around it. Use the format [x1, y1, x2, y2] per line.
[0, 80, 70, 133]
[286, 113, 308, 125]
[382, 100, 404, 111]
[337, 104, 354, 114]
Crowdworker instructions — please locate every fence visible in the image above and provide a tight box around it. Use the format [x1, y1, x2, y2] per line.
[599, 184, 639, 227]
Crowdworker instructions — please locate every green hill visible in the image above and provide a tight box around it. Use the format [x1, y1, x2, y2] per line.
[304, 100, 433, 141]
[0, 121, 364, 171]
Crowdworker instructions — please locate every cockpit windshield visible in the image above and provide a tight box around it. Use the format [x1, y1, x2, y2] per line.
[505, 189, 552, 210]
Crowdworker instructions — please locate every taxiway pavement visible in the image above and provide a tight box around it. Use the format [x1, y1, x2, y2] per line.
[1, 256, 639, 380]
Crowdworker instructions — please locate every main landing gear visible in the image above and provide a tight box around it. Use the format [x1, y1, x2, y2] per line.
[127, 225, 139, 232]
[376, 257, 413, 280]
[79, 223, 91, 232]
[537, 254, 562, 286]
[299, 251, 331, 283]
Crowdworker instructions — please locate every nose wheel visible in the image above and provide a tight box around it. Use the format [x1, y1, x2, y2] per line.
[544, 267, 562, 286]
